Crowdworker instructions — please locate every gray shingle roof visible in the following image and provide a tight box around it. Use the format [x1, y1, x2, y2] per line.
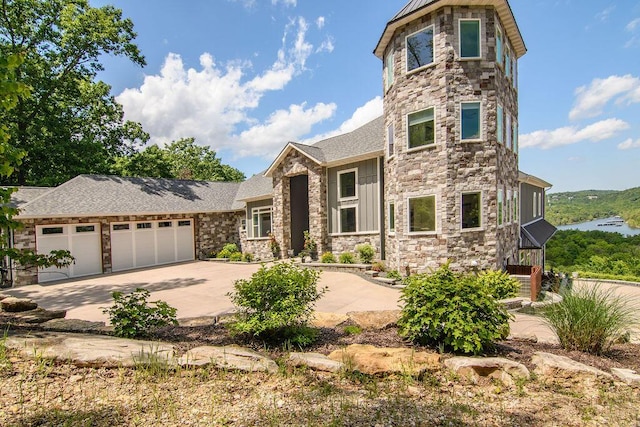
[235, 172, 274, 202]
[17, 175, 244, 218]
[7, 186, 53, 208]
[311, 116, 384, 164]
[390, 0, 438, 22]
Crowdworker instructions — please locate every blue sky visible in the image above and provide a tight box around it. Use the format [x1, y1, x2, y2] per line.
[91, 0, 640, 193]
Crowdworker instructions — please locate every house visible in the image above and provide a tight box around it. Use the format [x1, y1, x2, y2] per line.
[4, 0, 556, 285]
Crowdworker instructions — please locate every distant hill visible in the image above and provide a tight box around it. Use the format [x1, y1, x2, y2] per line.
[546, 187, 640, 228]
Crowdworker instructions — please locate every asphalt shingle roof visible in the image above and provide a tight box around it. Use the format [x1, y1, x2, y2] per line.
[17, 175, 244, 218]
[7, 187, 53, 208]
[311, 116, 384, 164]
[234, 172, 274, 202]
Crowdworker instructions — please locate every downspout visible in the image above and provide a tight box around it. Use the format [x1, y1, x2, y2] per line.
[379, 156, 386, 260]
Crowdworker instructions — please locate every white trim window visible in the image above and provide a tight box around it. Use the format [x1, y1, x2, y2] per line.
[532, 192, 537, 218]
[513, 120, 518, 154]
[388, 201, 396, 233]
[406, 26, 434, 72]
[513, 57, 518, 89]
[461, 191, 482, 230]
[461, 101, 481, 140]
[459, 19, 481, 59]
[505, 47, 511, 79]
[498, 188, 504, 226]
[506, 113, 512, 150]
[408, 195, 436, 234]
[497, 104, 504, 144]
[538, 192, 543, 217]
[513, 190, 519, 223]
[338, 168, 358, 201]
[496, 26, 503, 66]
[251, 206, 272, 238]
[408, 107, 435, 150]
[339, 205, 357, 233]
[506, 189, 512, 223]
[385, 50, 394, 91]
[387, 123, 395, 158]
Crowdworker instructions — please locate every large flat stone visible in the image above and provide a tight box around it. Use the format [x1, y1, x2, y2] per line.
[531, 352, 612, 379]
[346, 310, 401, 330]
[310, 312, 349, 328]
[1, 297, 38, 312]
[328, 344, 440, 376]
[611, 368, 640, 387]
[444, 356, 529, 386]
[5, 332, 176, 368]
[42, 318, 108, 333]
[289, 352, 343, 373]
[8, 307, 66, 324]
[178, 345, 278, 373]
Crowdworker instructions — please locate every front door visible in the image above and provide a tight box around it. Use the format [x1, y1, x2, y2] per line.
[289, 175, 309, 255]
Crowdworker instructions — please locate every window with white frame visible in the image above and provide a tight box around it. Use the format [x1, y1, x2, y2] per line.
[505, 47, 511, 79]
[506, 113, 512, 150]
[498, 188, 504, 226]
[497, 105, 504, 144]
[506, 189, 512, 223]
[408, 107, 435, 149]
[388, 202, 395, 233]
[461, 102, 481, 140]
[387, 123, 395, 157]
[513, 190, 519, 223]
[513, 121, 518, 153]
[461, 192, 481, 229]
[459, 19, 481, 58]
[338, 169, 357, 200]
[408, 195, 436, 233]
[513, 57, 518, 88]
[496, 26, 503, 66]
[538, 192, 543, 217]
[406, 26, 434, 72]
[340, 206, 357, 233]
[385, 50, 394, 90]
[252, 206, 272, 238]
[532, 192, 537, 217]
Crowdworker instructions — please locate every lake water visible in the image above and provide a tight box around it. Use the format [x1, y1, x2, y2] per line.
[557, 216, 640, 237]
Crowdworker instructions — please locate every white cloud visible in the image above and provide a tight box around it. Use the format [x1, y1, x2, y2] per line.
[520, 118, 630, 149]
[617, 138, 640, 150]
[316, 16, 325, 29]
[627, 18, 640, 32]
[117, 17, 333, 159]
[569, 75, 640, 120]
[316, 37, 334, 53]
[303, 97, 383, 144]
[596, 5, 615, 22]
[272, 0, 296, 7]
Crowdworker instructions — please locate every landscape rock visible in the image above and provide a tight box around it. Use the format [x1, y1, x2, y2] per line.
[288, 352, 343, 373]
[178, 345, 278, 373]
[500, 298, 525, 310]
[611, 368, 640, 387]
[328, 344, 440, 376]
[0, 294, 11, 301]
[346, 310, 401, 330]
[42, 318, 108, 333]
[1, 297, 38, 312]
[5, 332, 176, 368]
[444, 357, 530, 386]
[531, 352, 612, 379]
[310, 312, 349, 328]
[8, 307, 66, 323]
[178, 316, 217, 327]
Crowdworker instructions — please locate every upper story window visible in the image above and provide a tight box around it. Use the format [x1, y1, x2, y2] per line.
[497, 105, 504, 144]
[461, 192, 481, 230]
[338, 169, 357, 200]
[388, 202, 396, 233]
[513, 190, 519, 223]
[409, 195, 436, 233]
[496, 26, 503, 66]
[461, 102, 481, 140]
[406, 26, 434, 72]
[505, 47, 511, 79]
[514, 121, 519, 153]
[408, 107, 435, 150]
[459, 19, 481, 58]
[387, 123, 395, 158]
[506, 113, 512, 150]
[385, 50, 394, 90]
[506, 189, 512, 223]
[498, 188, 504, 226]
[252, 206, 272, 238]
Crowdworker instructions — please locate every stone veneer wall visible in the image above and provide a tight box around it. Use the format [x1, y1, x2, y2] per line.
[271, 149, 328, 259]
[12, 211, 243, 286]
[327, 234, 381, 261]
[382, 6, 519, 274]
[239, 230, 273, 261]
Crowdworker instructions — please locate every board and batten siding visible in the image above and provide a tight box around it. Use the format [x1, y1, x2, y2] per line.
[246, 198, 273, 238]
[327, 159, 379, 234]
[520, 182, 543, 224]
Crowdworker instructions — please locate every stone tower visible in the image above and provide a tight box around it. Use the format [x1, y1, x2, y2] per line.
[374, 0, 526, 273]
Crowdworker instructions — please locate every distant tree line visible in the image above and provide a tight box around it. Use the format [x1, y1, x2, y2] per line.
[546, 188, 640, 228]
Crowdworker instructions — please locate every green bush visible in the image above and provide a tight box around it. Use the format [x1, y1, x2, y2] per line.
[242, 252, 254, 262]
[355, 244, 375, 264]
[386, 269, 402, 281]
[339, 252, 355, 264]
[228, 262, 327, 346]
[371, 260, 385, 272]
[102, 288, 178, 338]
[321, 251, 336, 263]
[398, 264, 511, 355]
[217, 243, 239, 258]
[229, 251, 243, 261]
[541, 283, 638, 354]
[477, 270, 521, 300]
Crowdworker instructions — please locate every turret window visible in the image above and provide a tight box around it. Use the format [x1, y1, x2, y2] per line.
[406, 26, 434, 72]
[385, 51, 394, 90]
[408, 195, 436, 233]
[461, 192, 482, 230]
[460, 19, 481, 58]
[461, 102, 481, 140]
[408, 107, 435, 150]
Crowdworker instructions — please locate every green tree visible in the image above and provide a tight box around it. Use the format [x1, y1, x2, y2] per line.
[0, 0, 148, 186]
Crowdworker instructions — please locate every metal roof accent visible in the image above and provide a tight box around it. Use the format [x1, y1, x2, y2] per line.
[520, 219, 557, 249]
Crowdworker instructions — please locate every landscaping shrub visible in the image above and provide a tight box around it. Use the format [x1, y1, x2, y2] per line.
[541, 283, 638, 354]
[228, 262, 326, 346]
[386, 269, 402, 281]
[242, 252, 254, 262]
[371, 261, 385, 272]
[355, 244, 375, 264]
[477, 269, 521, 300]
[339, 252, 355, 264]
[103, 288, 178, 338]
[229, 251, 243, 261]
[321, 252, 336, 263]
[217, 243, 239, 258]
[268, 232, 280, 259]
[398, 264, 511, 355]
[302, 230, 318, 260]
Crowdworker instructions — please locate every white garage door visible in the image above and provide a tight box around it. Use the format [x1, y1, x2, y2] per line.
[36, 223, 102, 283]
[110, 219, 195, 272]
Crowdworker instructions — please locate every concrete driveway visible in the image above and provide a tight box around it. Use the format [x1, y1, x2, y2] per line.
[5, 261, 402, 323]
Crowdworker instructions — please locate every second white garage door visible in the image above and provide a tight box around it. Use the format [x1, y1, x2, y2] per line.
[110, 219, 195, 272]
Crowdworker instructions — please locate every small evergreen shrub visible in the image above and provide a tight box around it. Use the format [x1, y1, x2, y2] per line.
[242, 252, 254, 262]
[228, 262, 327, 346]
[355, 244, 375, 264]
[398, 264, 511, 355]
[343, 325, 362, 335]
[103, 288, 178, 338]
[339, 252, 355, 264]
[321, 251, 336, 263]
[229, 251, 243, 261]
[217, 243, 239, 258]
[541, 283, 638, 354]
[477, 269, 521, 300]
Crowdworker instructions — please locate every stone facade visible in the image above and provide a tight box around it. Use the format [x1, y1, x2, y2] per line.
[327, 233, 382, 261]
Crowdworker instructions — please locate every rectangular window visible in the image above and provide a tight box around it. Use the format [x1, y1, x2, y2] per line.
[532, 192, 537, 217]
[513, 121, 518, 153]
[338, 169, 357, 200]
[340, 206, 357, 233]
[240, 219, 246, 231]
[75, 225, 95, 233]
[460, 19, 481, 58]
[538, 193, 543, 217]
[496, 26, 503, 66]
[137, 222, 152, 229]
[498, 188, 504, 226]
[178, 220, 191, 227]
[385, 50, 394, 90]
[387, 123, 395, 157]
[513, 58, 518, 89]
[406, 26, 434, 72]
[158, 221, 172, 228]
[461, 102, 481, 140]
[112, 224, 129, 231]
[461, 192, 481, 229]
[409, 195, 436, 233]
[506, 189, 512, 223]
[252, 207, 272, 238]
[505, 48, 511, 79]
[408, 107, 435, 149]
[42, 227, 63, 235]
[513, 190, 519, 223]
[506, 113, 512, 150]
[388, 202, 395, 233]
[497, 105, 504, 144]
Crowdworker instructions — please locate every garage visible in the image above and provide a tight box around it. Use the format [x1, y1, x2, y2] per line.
[36, 223, 102, 283]
[110, 219, 195, 272]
